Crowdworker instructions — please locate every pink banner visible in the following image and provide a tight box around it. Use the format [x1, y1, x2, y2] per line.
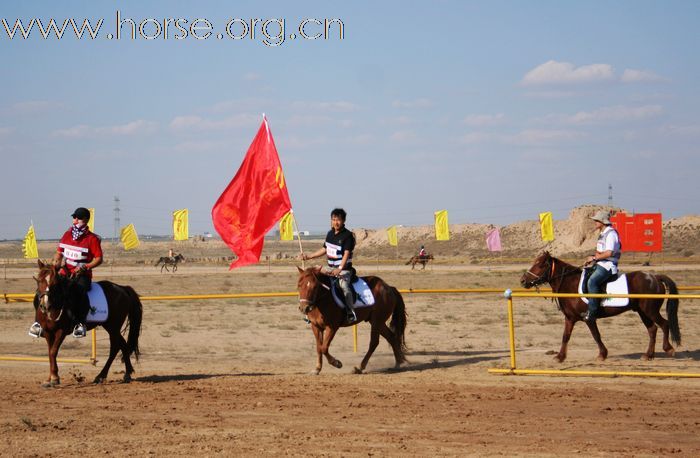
[486, 227, 502, 252]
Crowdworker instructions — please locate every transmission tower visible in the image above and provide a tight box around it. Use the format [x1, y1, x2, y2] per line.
[113, 196, 121, 241]
[608, 183, 613, 207]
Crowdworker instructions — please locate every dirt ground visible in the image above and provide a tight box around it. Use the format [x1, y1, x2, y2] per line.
[2, 260, 700, 456]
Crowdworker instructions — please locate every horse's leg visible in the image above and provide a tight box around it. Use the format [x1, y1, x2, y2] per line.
[555, 317, 575, 362]
[377, 323, 403, 369]
[44, 330, 66, 387]
[354, 324, 381, 374]
[94, 331, 120, 384]
[116, 332, 135, 382]
[321, 326, 342, 369]
[311, 325, 324, 375]
[585, 320, 608, 361]
[644, 301, 674, 357]
[636, 309, 658, 360]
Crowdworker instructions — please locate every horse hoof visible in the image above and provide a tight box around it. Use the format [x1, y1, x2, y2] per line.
[352, 367, 363, 374]
[331, 360, 343, 369]
[596, 355, 607, 362]
[41, 379, 59, 388]
[641, 354, 653, 361]
[553, 355, 565, 363]
[311, 369, 321, 376]
[122, 375, 131, 384]
[665, 349, 675, 357]
[93, 377, 105, 384]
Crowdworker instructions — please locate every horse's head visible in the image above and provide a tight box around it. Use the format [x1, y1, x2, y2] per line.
[33, 260, 71, 324]
[296, 266, 329, 314]
[520, 251, 554, 288]
[176, 254, 185, 262]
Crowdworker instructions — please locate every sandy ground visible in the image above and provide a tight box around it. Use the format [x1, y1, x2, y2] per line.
[2, 262, 700, 456]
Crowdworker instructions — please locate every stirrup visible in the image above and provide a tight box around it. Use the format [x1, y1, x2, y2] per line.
[73, 324, 87, 338]
[28, 322, 43, 338]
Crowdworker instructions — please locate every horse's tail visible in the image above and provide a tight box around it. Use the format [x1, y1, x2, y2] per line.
[657, 274, 681, 346]
[154, 258, 162, 267]
[123, 286, 143, 361]
[405, 257, 413, 265]
[388, 286, 408, 361]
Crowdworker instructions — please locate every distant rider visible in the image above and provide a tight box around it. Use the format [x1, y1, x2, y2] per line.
[28, 207, 103, 338]
[301, 208, 357, 324]
[582, 210, 621, 323]
[418, 245, 427, 259]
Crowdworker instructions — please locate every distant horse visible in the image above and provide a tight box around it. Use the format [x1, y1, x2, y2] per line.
[405, 254, 434, 270]
[33, 260, 143, 387]
[520, 251, 680, 362]
[297, 266, 408, 374]
[155, 253, 185, 273]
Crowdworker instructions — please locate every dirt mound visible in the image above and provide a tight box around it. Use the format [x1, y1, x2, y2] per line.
[355, 205, 700, 259]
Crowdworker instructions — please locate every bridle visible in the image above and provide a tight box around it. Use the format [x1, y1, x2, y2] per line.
[35, 268, 65, 322]
[523, 257, 554, 288]
[298, 273, 330, 314]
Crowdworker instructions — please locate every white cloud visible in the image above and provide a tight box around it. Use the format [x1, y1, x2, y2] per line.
[169, 113, 258, 131]
[462, 113, 505, 126]
[0, 126, 14, 137]
[660, 124, 700, 136]
[545, 105, 663, 125]
[243, 72, 261, 82]
[290, 100, 359, 113]
[52, 120, 157, 138]
[392, 98, 433, 109]
[620, 69, 666, 83]
[389, 130, 418, 143]
[522, 60, 615, 85]
[12, 100, 62, 114]
[458, 132, 494, 144]
[508, 129, 583, 145]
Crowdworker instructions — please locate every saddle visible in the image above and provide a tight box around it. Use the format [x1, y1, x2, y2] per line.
[330, 277, 375, 309]
[86, 282, 109, 323]
[579, 269, 629, 307]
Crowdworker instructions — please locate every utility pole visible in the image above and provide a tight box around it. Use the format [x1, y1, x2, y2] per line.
[608, 183, 613, 207]
[113, 196, 120, 241]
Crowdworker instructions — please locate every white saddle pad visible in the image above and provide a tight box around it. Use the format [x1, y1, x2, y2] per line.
[331, 277, 375, 309]
[578, 272, 629, 307]
[86, 282, 109, 323]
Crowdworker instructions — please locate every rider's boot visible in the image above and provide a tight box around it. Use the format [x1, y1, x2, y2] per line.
[28, 321, 43, 338]
[344, 291, 357, 324]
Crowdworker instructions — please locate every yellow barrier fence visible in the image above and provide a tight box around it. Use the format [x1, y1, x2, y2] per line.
[488, 290, 700, 378]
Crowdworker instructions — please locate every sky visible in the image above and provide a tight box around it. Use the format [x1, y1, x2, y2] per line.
[1, 0, 699, 240]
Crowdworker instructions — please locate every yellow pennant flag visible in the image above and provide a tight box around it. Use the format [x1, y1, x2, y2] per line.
[386, 226, 398, 247]
[539, 212, 554, 241]
[120, 223, 140, 250]
[88, 208, 95, 232]
[434, 210, 450, 241]
[279, 211, 294, 241]
[22, 224, 39, 259]
[172, 209, 189, 241]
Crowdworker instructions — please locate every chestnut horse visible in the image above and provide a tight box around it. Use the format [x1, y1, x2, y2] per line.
[520, 252, 680, 362]
[405, 254, 434, 270]
[297, 266, 407, 374]
[33, 260, 143, 387]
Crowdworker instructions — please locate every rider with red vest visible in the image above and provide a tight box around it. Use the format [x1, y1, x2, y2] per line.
[29, 207, 103, 338]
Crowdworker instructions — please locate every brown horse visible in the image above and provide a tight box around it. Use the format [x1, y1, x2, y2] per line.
[405, 254, 434, 270]
[297, 266, 407, 374]
[33, 260, 143, 387]
[520, 252, 680, 362]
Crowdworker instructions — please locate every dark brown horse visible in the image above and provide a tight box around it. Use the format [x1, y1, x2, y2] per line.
[405, 254, 434, 270]
[520, 252, 680, 362]
[33, 260, 143, 387]
[155, 253, 185, 273]
[297, 266, 407, 374]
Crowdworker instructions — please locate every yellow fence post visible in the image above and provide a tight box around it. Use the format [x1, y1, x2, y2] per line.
[353, 325, 358, 353]
[91, 328, 97, 365]
[504, 289, 516, 371]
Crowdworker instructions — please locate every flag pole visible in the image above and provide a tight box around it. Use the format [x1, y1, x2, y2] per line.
[290, 209, 306, 269]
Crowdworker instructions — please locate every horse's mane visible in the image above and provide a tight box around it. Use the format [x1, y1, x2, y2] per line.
[545, 252, 582, 275]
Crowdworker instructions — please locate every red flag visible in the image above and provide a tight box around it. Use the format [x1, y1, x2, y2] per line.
[212, 117, 292, 269]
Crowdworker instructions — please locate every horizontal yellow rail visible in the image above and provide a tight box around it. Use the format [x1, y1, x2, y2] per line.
[5, 287, 700, 303]
[488, 368, 700, 378]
